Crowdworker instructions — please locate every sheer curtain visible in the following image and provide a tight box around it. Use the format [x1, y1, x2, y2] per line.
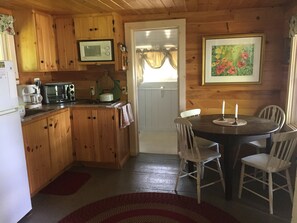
[135, 48, 177, 85]
[286, 15, 297, 127]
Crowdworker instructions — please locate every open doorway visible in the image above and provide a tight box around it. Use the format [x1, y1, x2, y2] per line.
[125, 19, 186, 156]
[135, 29, 178, 154]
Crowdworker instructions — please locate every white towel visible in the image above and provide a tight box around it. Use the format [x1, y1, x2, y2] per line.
[120, 103, 134, 128]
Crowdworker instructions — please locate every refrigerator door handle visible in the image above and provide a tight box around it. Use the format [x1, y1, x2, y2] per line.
[0, 108, 18, 116]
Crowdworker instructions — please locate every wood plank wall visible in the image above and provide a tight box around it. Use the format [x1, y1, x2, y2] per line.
[124, 7, 288, 116]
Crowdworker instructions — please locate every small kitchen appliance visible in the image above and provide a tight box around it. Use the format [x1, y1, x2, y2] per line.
[42, 82, 75, 104]
[17, 84, 43, 109]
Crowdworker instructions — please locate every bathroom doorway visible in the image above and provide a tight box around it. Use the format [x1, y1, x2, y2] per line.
[125, 19, 186, 156]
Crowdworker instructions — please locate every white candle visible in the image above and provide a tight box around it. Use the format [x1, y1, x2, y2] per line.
[235, 104, 238, 118]
[222, 100, 225, 115]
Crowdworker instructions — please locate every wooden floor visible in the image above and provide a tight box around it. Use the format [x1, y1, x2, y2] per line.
[19, 153, 292, 223]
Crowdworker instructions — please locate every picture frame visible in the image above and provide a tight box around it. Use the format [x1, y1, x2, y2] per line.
[202, 33, 265, 85]
[78, 39, 114, 62]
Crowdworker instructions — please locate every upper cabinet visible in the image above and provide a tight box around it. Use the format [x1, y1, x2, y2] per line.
[73, 14, 114, 40]
[13, 10, 58, 72]
[54, 16, 85, 71]
[73, 13, 125, 71]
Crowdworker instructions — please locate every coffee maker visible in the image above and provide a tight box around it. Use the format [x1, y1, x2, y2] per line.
[17, 84, 43, 109]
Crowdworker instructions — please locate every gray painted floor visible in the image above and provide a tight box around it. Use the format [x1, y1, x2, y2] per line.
[19, 154, 292, 223]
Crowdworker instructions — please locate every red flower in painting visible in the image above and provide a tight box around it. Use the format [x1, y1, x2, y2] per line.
[241, 52, 249, 60]
[227, 66, 236, 75]
[237, 61, 246, 68]
[216, 65, 225, 75]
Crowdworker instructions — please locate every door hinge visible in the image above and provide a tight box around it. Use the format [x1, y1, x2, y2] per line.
[70, 115, 73, 120]
[112, 115, 114, 120]
[113, 27, 115, 33]
[114, 153, 117, 158]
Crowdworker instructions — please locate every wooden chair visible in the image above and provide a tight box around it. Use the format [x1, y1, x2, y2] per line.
[238, 130, 297, 214]
[174, 117, 225, 203]
[180, 109, 219, 152]
[233, 105, 286, 168]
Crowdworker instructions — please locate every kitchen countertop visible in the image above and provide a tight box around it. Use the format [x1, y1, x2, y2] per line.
[21, 100, 127, 122]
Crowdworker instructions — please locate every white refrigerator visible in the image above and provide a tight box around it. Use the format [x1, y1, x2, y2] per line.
[0, 61, 32, 222]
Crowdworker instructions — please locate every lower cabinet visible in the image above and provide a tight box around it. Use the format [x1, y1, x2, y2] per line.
[72, 107, 129, 168]
[22, 108, 73, 195]
[22, 118, 51, 195]
[48, 110, 73, 176]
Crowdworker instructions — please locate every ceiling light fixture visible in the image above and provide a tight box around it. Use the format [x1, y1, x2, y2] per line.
[164, 29, 171, 39]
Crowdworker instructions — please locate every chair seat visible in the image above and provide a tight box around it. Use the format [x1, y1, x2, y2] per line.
[241, 153, 291, 173]
[248, 139, 266, 148]
[195, 137, 217, 148]
[181, 149, 221, 163]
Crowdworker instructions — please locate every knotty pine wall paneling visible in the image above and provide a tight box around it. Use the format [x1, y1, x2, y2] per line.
[124, 7, 287, 116]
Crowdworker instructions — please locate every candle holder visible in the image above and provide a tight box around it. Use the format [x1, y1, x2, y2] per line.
[218, 115, 225, 121]
[232, 117, 238, 125]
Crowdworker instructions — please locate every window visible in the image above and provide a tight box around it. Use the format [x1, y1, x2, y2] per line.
[142, 57, 177, 83]
[0, 33, 19, 82]
[286, 34, 297, 127]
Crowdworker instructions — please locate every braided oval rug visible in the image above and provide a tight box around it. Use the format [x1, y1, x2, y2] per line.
[59, 192, 239, 223]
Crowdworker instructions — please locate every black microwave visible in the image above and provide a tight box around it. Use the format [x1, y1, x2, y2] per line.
[42, 82, 75, 104]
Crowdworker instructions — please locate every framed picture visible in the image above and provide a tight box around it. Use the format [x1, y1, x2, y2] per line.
[202, 33, 265, 85]
[78, 39, 114, 62]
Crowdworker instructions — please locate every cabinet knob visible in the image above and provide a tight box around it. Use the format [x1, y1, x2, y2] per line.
[93, 117, 96, 119]
[88, 116, 91, 119]
[89, 28, 93, 31]
[40, 60, 44, 63]
[44, 126, 48, 129]
[49, 124, 53, 127]
[94, 28, 98, 31]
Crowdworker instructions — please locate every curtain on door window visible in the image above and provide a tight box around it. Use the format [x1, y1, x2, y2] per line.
[287, 15, 297, 127]
[135, 48, 177, 85]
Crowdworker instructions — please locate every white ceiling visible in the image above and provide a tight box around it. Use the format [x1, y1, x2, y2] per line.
[134, 28, 178, 50]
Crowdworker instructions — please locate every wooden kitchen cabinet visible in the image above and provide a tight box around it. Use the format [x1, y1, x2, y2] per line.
[73, 13, 125, 71]
[48, 109, 73, 177]
[22, 108, 73, 195]
[13, 9, 57, 72]
[22, 118, 51, 195]
[54, 16, 86, 71]
[73, 14, 114, 40]
[72, 107, 129, 168]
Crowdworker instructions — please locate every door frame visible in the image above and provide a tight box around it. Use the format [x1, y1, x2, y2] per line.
[125, 19, 186, 156]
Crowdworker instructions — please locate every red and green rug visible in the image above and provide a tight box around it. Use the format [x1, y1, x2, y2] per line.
[40, 171, 91, 196]
[59, 192, 239, 223]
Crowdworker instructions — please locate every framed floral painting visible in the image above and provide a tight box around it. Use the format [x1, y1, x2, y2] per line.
[202, 33, 265, 85]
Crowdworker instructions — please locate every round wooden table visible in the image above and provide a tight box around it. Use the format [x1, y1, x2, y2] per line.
[188, 114, 279, 200]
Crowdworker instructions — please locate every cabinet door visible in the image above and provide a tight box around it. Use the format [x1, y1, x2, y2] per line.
[92, 15, 114, 39]
[34, 11, 57, 71]
[55, 17, 82, 70]
[74, 15, 114, 39]
[94, 108, 116, 163]
[72, 109, 96, 161]
[22, 118, 51, 195]
[48, 110, 73, 176]
[73, 16, 93, 39]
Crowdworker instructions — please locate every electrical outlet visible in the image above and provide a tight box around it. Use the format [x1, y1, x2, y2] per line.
[90, 86, 95, 96]
[121, 86, 127, 94]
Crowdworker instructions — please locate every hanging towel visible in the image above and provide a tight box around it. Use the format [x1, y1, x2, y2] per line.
[119, 103, 134, 128]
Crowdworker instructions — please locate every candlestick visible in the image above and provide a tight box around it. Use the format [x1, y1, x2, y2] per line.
[235, 104, 238, 118]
